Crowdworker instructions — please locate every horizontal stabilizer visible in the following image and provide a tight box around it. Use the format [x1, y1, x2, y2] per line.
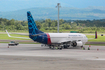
[6, 30, 30, 39]
[6, 30, 11, 37]
[31, 33, 45, 36]
[11, 33, 29, 36]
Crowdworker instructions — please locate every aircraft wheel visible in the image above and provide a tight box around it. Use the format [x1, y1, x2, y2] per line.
[81, 46, 83, 48]
[51, 46, 54, 50]
[49, 46, 51, 49]
[64, 45, 68, 49]
[60, 48, 62, 50]
[59, 46, 62, 50]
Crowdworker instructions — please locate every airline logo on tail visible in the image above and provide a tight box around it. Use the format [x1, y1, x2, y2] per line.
[27, 11, 38, 36]
[27, 11, 45, 41]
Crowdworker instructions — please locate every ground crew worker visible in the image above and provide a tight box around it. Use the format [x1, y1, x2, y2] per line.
[88, 47, 90, 50]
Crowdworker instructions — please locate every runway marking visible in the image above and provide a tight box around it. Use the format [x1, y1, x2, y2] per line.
[90, 58, 105, 60]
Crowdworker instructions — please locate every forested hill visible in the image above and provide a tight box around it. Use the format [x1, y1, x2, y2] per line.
[0, 7, 105, 20]
[0, 18, 105, 33]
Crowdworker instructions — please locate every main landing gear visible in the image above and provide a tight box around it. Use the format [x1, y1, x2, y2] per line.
[63, 45, 69, 49]
[49, 46, 63, 50]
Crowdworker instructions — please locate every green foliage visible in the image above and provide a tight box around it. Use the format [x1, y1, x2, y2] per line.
[36, 21, 42, 29]
[45, 19, 52, 28]
[1, 18, 105, 33]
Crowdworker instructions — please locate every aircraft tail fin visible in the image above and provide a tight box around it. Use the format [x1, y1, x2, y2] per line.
[27, 11, 43, 35]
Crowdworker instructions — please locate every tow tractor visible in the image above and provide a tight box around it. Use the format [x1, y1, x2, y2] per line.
[8, 41, 19, 46]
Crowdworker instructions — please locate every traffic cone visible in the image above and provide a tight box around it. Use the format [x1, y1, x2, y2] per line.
[97, 49, 99, 51]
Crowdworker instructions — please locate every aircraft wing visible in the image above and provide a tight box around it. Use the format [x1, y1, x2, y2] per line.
[58, 39, 71, 44]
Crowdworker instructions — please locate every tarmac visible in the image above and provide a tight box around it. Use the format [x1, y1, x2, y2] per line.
[0, 43, 105, 70]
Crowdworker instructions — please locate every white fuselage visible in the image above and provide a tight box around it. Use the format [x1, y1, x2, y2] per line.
[48, 33, 88, 45]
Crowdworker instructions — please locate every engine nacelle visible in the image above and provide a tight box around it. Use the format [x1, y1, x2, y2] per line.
[71, 41, 83, 47]
[76, 41, 83, 47]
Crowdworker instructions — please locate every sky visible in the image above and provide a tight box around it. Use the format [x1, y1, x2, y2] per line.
[0, 0, 105, 12]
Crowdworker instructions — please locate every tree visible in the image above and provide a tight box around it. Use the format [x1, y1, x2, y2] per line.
[7, 19, 15, 26]
[51, 20, 56, 27]
[63, 23, 71, 30]
[36, 21, 42, 29]
[45, 19, 52, 28]
[59, 19, 64, 25]
[42, 23, 48, 27]
[0, 21, 5, 30]
[71, 22, 77, 28]
[21, 21, 28, 26]
[16, 24, 23, 30]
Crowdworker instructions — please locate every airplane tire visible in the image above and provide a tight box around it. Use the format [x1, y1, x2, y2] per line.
[51, 47, 54, 50]
[64, 45, 68, 49]
[49, 46, 51, 49]
[60, 46, 62, 50]
[59, 48, 62, 50]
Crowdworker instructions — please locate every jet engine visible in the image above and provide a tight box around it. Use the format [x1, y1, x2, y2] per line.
[71, 41, 83, 47]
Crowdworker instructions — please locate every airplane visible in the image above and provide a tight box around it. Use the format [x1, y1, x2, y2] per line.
[6, 11, 97, 50]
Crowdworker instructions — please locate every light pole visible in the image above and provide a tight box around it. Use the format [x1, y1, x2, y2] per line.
[56, 3, 61, 33]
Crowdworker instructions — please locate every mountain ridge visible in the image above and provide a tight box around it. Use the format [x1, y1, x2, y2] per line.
[0, 7, 105, 20]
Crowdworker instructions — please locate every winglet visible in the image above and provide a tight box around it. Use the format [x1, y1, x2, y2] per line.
[6, 30, 11, 37]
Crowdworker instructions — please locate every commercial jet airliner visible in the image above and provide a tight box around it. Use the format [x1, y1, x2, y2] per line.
[6, 11, 97, 49]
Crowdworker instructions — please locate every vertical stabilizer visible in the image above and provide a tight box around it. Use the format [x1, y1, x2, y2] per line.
[27, 11, 43, 35]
